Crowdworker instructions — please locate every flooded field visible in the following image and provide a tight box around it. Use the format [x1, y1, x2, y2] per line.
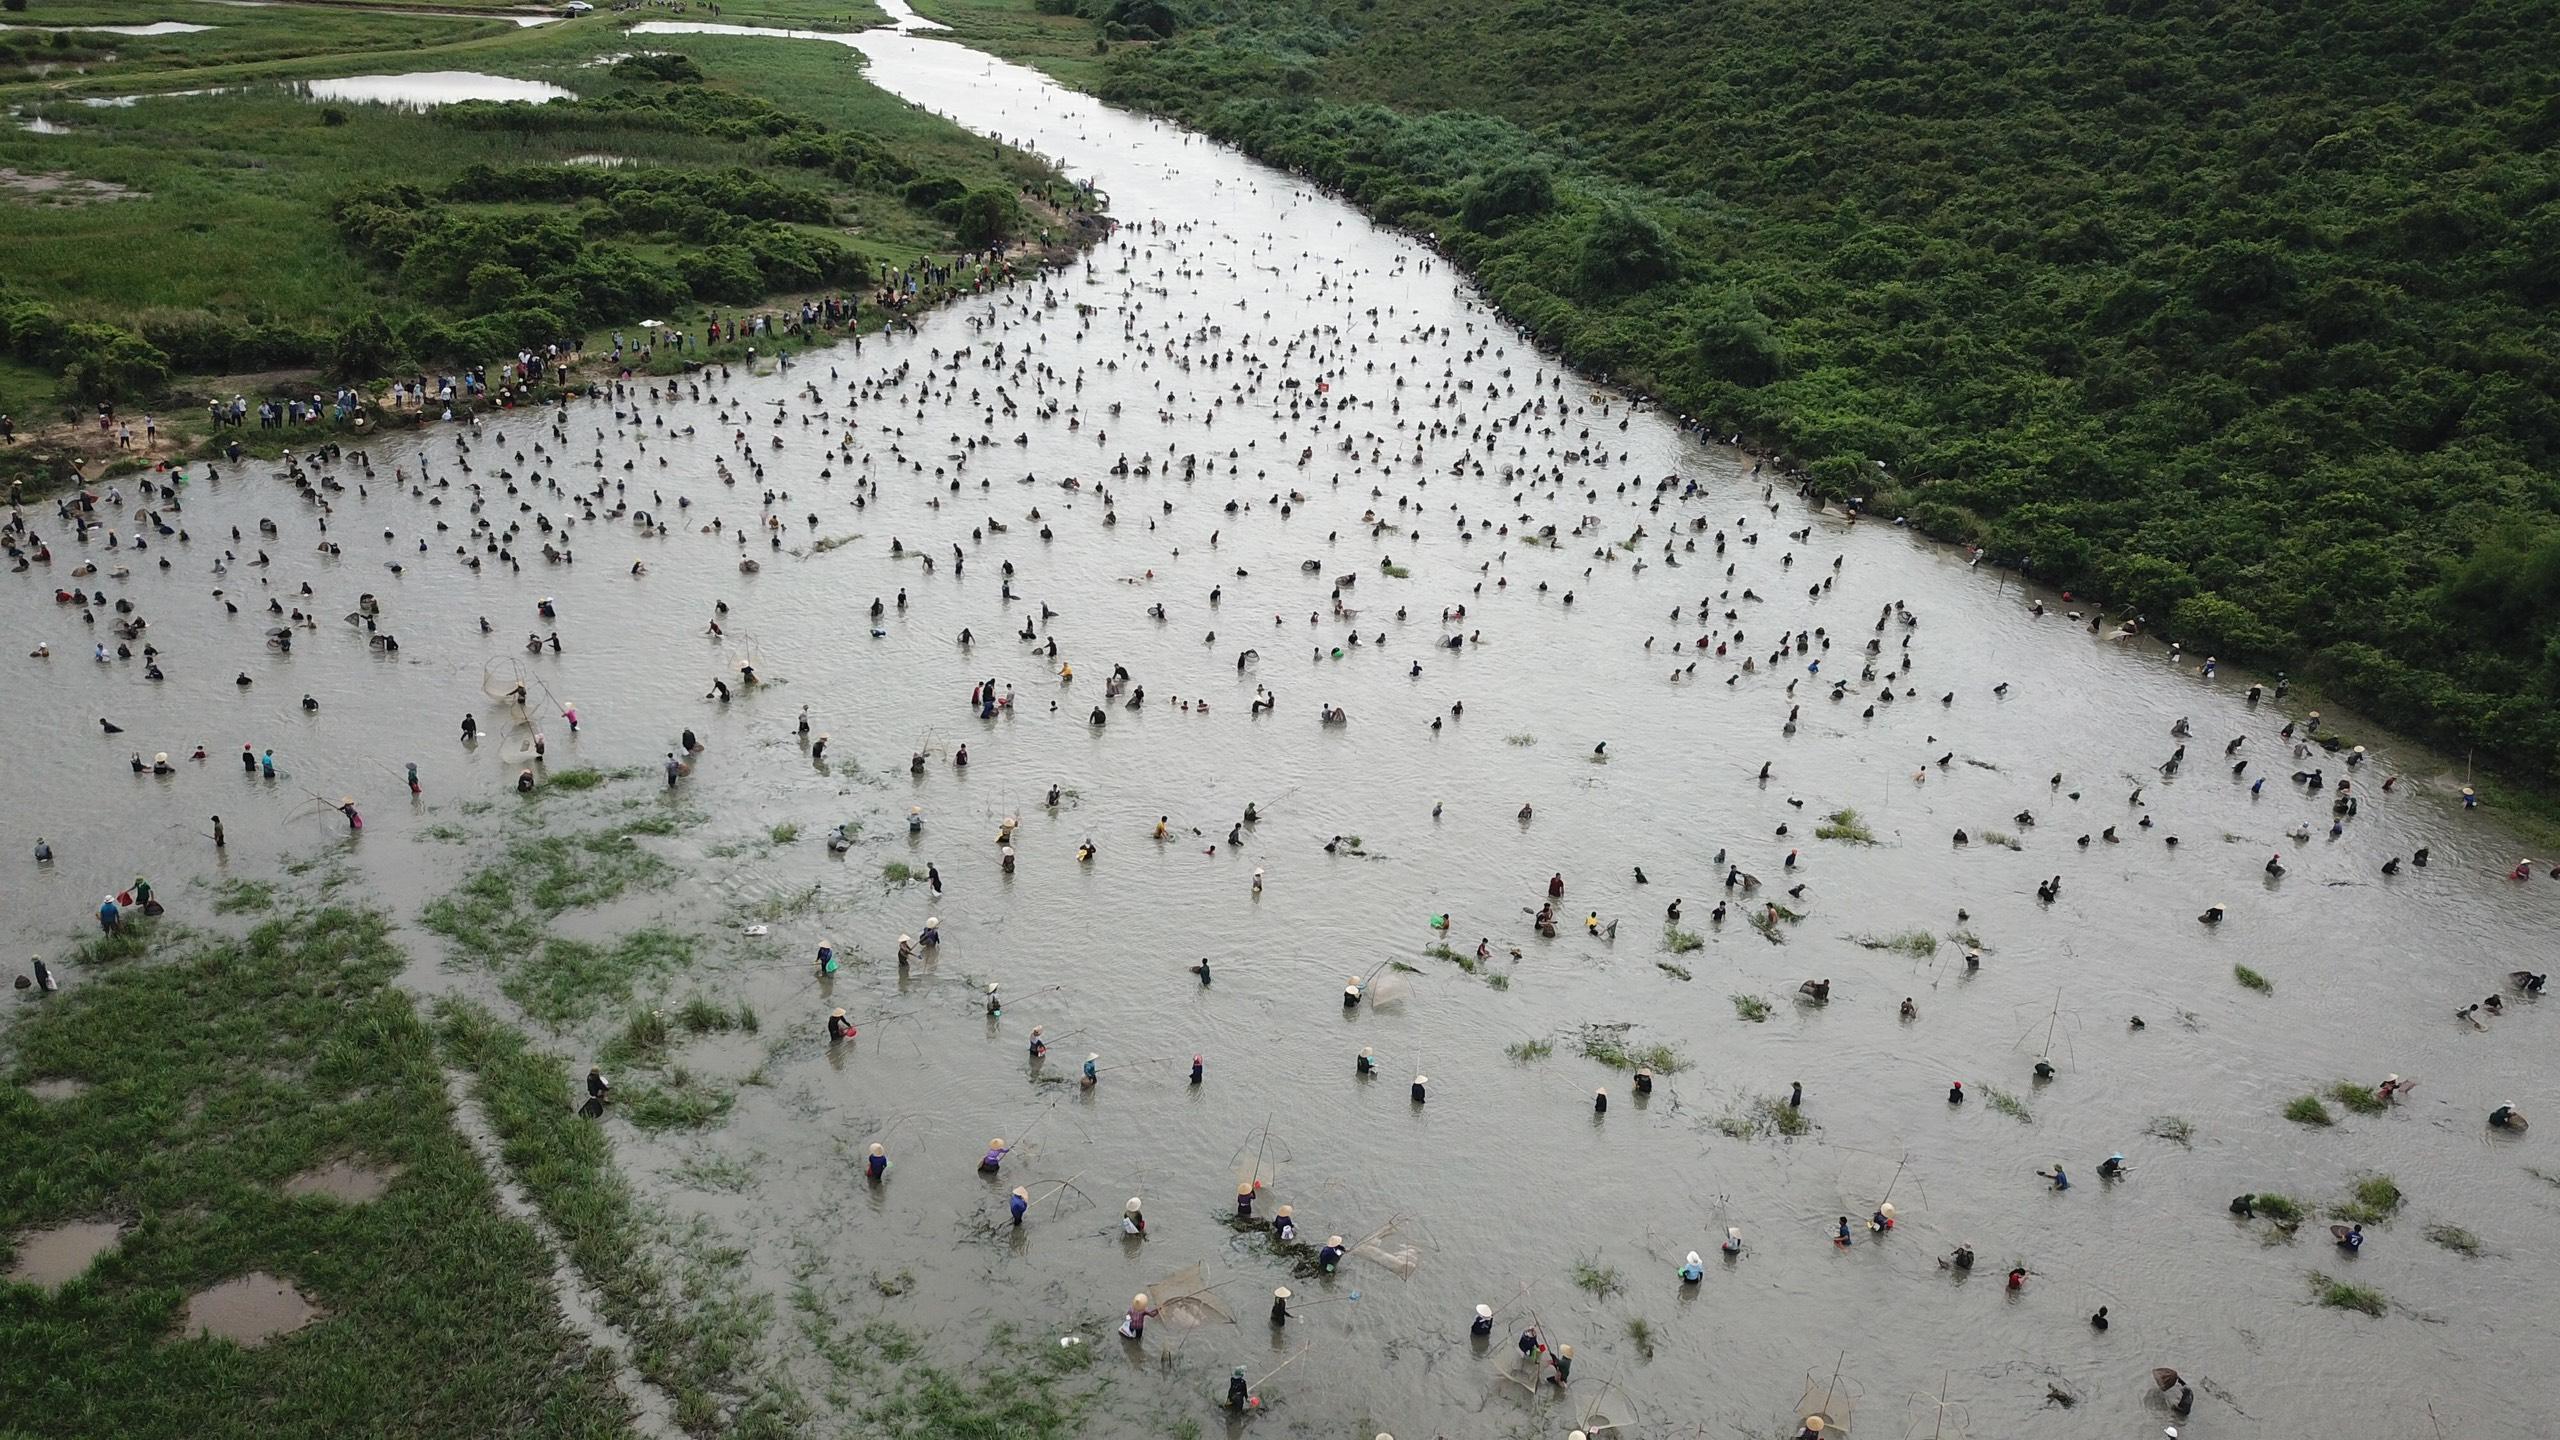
[7, 10, 2559, 1437]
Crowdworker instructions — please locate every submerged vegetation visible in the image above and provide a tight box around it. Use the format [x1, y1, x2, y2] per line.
[1852, 929, 1938, 958]
[2310, 1273, 2389, 1318]
[1814, 808, 1875, 844]
[1575, 1024, 1688, 1074]
[2235, 964, 2275, 995]
[2284, 1095, 2337, 1127]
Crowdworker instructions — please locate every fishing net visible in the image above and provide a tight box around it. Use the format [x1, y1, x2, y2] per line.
[1833, 1147, 1923, 1229]
[1146, 1262, 1234, 1329]
[1351, 1217, 1424, 1278]
[1795, 1368, 1859, 1433]
[1365, 968, 1414, 1011]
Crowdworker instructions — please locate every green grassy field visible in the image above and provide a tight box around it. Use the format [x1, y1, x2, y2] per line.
[0, 906, 638, 1440]
[0, 0, 1094, 461]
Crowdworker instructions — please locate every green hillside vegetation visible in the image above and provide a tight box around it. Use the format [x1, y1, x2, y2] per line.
[936, 0, 2560, 788]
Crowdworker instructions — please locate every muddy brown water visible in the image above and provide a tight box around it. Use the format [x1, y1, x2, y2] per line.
[282, 1158, 402, 1203]
[181, 1270, 321, 1346]
[6, 1220, 125, 1290]
[5, 7, 2558, 1433]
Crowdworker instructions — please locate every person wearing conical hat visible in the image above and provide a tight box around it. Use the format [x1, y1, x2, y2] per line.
[1269, 1286, 1290, 1325]
[979, 1138, 1009, 1172]
[826, 1008, 855, 1043]
[1593, 1086, 1608, 1114]
[1343, 976, 1363, 1009]
[897, 934, 914, 965]
[1272, 1205, 1296, 1242]
[1411, 1074, 1427, 1103]
[985, 982, 1001, 1016]
[866, 1143, 889, 1182]
[1119, 1293, 1157, 1340]
[1722, 1225, 1743, 1255]
[1027, 1026, 1047, 1059]
[1318, 1236, 1346, 1271]
[1678, 1250, 1703, 1282]
[1633, 1066, 1653, 1094]
[1356, 1047, 1375, 1076]
[1870, 1201, 1896, 1232]
[1795, 1417, 1826, 1439]
[921, 917, 940, 946]
[1122, 1198, 1146, 1236]
[1548, 1343, 1573, 1386]
[1008, 1185, 1029, 1225]
[1235, 1181, 1257, 1218]
[1469, 1302, 1494, 1336]
[338, 797, 362, 829]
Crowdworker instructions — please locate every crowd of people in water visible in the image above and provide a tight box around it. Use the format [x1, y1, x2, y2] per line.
[8, 186, 2547, 1436]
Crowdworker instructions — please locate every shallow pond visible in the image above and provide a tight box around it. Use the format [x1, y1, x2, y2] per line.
[297, 70, 573, 108]
[5, 10, 2557, 1438]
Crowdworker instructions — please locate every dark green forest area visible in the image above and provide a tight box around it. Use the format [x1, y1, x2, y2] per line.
[1014, 0, 2560, 784]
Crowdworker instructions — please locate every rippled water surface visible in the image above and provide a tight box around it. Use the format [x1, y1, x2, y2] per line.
[8, 12, 2558, 1438]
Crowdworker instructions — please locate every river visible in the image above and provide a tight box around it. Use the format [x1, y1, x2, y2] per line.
[7, 6, 2557, 1436]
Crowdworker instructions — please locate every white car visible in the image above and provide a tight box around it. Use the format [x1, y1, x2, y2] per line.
[562, 1, 594, 13]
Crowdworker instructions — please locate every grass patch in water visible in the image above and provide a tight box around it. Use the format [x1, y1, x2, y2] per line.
[1853, 929, 1938, 958]
[1747, 909, 1787, 944]
[0, 909, 636, 1438]
[543, 766, 609, 792]
[507, 928, 696, 1032]
[1576, 1024, 1688, 1073]
[1505, 1037, 1554, 1062]
[1486, 973, 1512, 990]
[2310, 1273, 2387, 1316]
[2327, 1081, 2389, 1115]
[1657, 961, 1692, 981]
[2252, 1193, 2305, 1224]
[1423, 941, 1483, 974]
[1625, 1316, 1655, 1360]
[769, 822, 801, 846]
[1716, 1093, 1810, 1139]
[2283, 1095, 2335, 1127]
[882, 861, 915, 885]
[1979, 828, 2022, 849]
[1380, 562, 1411, 578]
[1815, 808, 1875, 844]
[1505, 733, 1537, 746]
[2330, 1175, 2404, 1225]
[1664, 924, 1704, 954]
[211, 877, 277, 914]
[2145, 1115, 2196, 1147]
[438, 1000, 798, 1434]
[1980, 1084, 2033, 1123]
[675, 1153, 758, 1193]
[2235, 964, 2274, 994]
[1732, 993, 1773, 1023]
[2426, 1223, 2481, 1256]
[1571, 1257, 1621, 1298]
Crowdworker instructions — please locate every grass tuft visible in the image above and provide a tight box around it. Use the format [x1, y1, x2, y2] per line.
[1664, 924, 1704, 954]
[1980, 1084, 2033, 1123]
[1656, 961, 1692, 981]
[1575, 1024, 1688, 1073]
[1852, 929, 1937, 958]
[2425, 1223, 2481, 1256]
[1505, 1038, 1553, 1062]
[2310, 1273, 2387, 1316]
[769, 822, 801, 846]
[1625, 1316, 1655, 1360]
[2284, 1095, 2335, 1127]
[1571, 1257, 1621, 1298]
[544, 767, 608, 792]
[2330, 1175, 2403, 1225]
[2326, 1081, 2389, 1115]
[2145, 1115, 2196, 1147]
[1814, 808, 1875, 844]
[1731, 993, 1772, 1023]
[2235, 963, 2274, 994]
[2253, 1193, 2305, 1224]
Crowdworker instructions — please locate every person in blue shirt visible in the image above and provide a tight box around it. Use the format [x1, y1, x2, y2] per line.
[1272, 1205, 1296, 1242]
[1318, 1236, 1346, 1271]
[1834, 1216, 1853, 1247]
[2040, 1163, 2070, 1191]
[979, 1138, 1009, 1173]
[97, 895, 120, 933]
[866, 1144, 889, 1182]
[1678, 1251, 1704, 1282]
[2334, 1223, 2364, 1253]
[1008, 1186, 1029, 1225]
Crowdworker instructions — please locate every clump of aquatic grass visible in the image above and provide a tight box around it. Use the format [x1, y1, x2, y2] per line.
[212, 878, 277, 914]
[2235, 964, 2274, 994]
[769, 821, 800, 845]
[1664, 925, 1704, 954]
[1747, 909, 1787, 944]
[2425, 1223, 2481, 1256]
[872, 1269, 916, 1297]
[1425, 941, 1482, 973]
[1980, 1084, 2033, 1123]
[1485, 973, 1512, 990]
[1379, 562, 1411, 578]
[1732, 993, 1772, 1023]
[1504, 733, 1537, 746]
[1656, 961, 1692, 981]
[1571, 1257, 1621, 1298]
[1979, 828, 2022, 849]
[1625, 1316, 1655, 1360]
[1815, 808, 1875, 844]
[673, 1154, 756, 1193]
[674, 996, 756, 1036]
[882, 861, 914, 885]
[544, 767, 608, 792]
[2283, 1095, 2334, 1127]
[2326, 1081, 2388, 1115]
[2330, 1175, 2403, 1225]
[2252, 1193, 2305, 1224]
[2310, 1273, 2387, 1316]
[1505, 1037, 1554, 1062]
[1853, 929, 1937, 958]
[1718, 1093, 1811, 1139]
[1576, 1025, 1688, 1073]
[2145, 1115, 2195, 1147]
[624, 1066, 735, 1132]
[603, 1008, 675, 1069]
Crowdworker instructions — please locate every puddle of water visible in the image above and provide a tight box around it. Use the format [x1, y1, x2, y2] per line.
[182, 1271, 321, 1346]
[298, 71, 573, 109]
[26, 1078, 91, 1100]
[564, 153, 635, 167]
[1, 21, 215, 35]
[6, 1220, 124, 1290]
[80, 87, 234, 107]
[15, 115, 73, 135]
[282, 1158, 404, 1203]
